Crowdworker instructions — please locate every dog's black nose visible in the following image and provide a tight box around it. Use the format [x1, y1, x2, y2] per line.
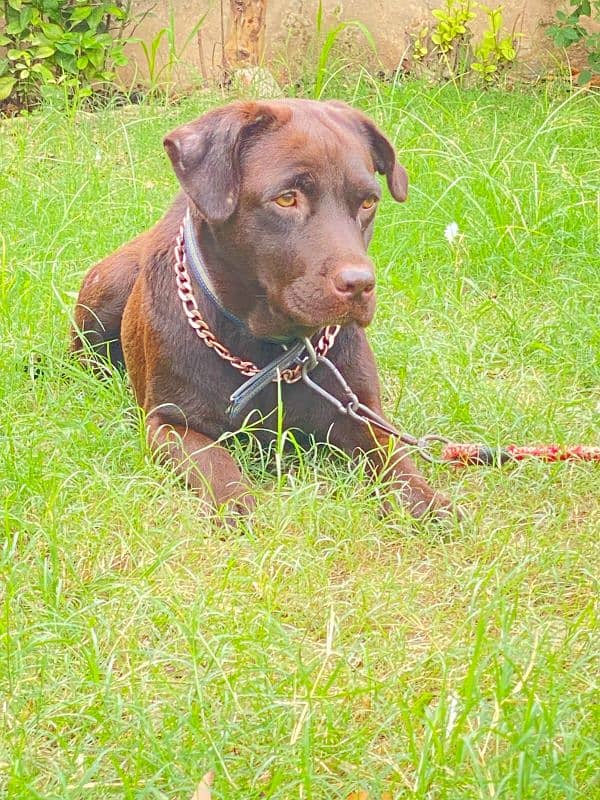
[332, 265, 375, 299]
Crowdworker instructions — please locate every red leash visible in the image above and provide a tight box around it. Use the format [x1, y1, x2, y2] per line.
[440, 442, 600, 467]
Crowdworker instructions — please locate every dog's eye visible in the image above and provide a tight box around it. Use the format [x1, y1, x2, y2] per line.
[361, 195, 378, 210]
[274, 192, 297, 208]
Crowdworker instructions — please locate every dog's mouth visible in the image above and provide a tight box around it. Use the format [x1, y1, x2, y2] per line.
[246, 291, 376, 341]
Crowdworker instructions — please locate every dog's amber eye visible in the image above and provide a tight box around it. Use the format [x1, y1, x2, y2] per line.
[361, 195, 378, 210]
[274, 192, 297, 207]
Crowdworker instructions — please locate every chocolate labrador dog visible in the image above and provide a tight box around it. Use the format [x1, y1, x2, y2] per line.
[72, 99, 456, 521]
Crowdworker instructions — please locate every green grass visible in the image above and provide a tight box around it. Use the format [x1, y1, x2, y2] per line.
[1, 81, 599, 799]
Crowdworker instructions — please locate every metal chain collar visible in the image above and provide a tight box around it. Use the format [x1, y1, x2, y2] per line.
[174, 220, 340, 383]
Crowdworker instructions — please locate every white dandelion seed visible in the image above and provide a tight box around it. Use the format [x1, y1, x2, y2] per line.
[444, 221, 460, 244]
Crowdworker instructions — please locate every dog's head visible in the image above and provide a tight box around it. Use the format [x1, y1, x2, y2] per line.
[164, 99, 408, 339]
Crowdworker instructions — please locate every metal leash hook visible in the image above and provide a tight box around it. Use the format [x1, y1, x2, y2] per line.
[300, 337, 360, 415]
[413, 434, 454, 464]
[300, 336, 319, 372]
[299, 345, 452, 465]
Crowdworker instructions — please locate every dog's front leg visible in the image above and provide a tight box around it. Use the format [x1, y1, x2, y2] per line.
[329, 416, 457, 522]
[147, 415, 255, 515]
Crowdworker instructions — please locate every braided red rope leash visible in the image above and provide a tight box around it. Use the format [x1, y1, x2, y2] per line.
[441, 442, 600, 466]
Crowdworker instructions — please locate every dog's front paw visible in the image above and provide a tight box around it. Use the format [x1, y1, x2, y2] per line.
[409, 490, 464, 523]
[230, 489, 257, 516]
[216, 486, 257, 528]
[382, 484, 464, 524]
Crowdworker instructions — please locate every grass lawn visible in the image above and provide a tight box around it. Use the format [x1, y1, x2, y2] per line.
[1, 81, 599, 799]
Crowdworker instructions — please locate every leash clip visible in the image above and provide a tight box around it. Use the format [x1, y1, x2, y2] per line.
[300, 336, 319, 373]
[227, 337, 321, 420]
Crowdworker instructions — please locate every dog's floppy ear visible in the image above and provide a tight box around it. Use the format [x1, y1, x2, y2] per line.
[326, 100, 408, 202]
[163, 102, 286, 222]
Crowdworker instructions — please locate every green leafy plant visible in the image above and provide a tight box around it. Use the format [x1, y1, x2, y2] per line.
[0, 0, 130, 107]
[409, 1, 518, 85]
[410, 0, 476, 81]
[412, 25, 430, 62]
[431, 0, 476, 53]
[546, 1, 600, 84]
[472, 4, 517, 82]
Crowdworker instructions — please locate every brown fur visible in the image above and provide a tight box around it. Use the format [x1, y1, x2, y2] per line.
[72, 99, 457, 521]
